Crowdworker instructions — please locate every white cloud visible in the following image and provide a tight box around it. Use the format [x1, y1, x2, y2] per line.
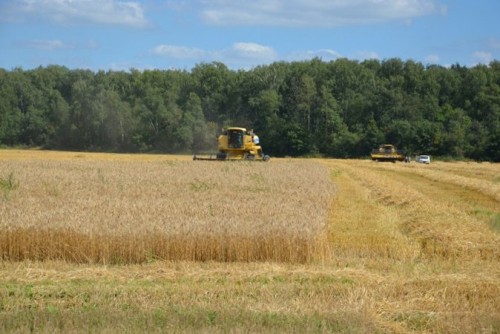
[354, 50, 380, 61]
[230, 42, 278, 60]
[15, 0, 148, 27]
[471, 51, 493, 65]
[20, 39, 74, 50]
[16, 39, 101, 51]
[151, 42, 278, 68]
[424, 54, 440, 64]
[199, 0, 441, 27]
[152, 45, 207, 59]
[288, 49, 342, 62]
[110, 61, 155, 72]
[151, 42, 387, 69]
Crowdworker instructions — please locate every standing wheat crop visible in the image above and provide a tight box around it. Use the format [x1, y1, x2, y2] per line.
[0, 157, 335, 263]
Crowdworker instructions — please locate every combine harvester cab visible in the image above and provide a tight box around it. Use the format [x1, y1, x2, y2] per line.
[370, 144, 406, 163]
[193, 127, 270, 161]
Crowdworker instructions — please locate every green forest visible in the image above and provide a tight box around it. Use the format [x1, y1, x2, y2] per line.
[1, 58, 499, 161]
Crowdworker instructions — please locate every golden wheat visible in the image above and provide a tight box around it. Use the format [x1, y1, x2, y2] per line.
[0, 154, 334, 263]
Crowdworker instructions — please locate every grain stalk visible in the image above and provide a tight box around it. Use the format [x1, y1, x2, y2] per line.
[0, 171, 19, 200]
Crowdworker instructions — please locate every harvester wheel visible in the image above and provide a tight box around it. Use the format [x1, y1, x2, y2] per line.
[216, 152, 227, 160]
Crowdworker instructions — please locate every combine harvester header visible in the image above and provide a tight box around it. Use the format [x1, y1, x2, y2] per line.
[370, 144, 406, 162]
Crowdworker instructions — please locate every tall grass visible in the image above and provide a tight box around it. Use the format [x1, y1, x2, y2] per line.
[0, 158, 334, 263]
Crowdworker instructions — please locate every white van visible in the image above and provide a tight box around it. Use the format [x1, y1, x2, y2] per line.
[416, 155, 431, 164]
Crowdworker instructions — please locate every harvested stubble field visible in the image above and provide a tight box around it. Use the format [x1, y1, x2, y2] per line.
[0, 150, 499, 333]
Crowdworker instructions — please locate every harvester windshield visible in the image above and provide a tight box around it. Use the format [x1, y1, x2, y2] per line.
[228, 129, 244, 148]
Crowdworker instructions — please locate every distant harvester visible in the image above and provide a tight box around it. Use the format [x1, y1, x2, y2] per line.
[370, 144, 406, 162]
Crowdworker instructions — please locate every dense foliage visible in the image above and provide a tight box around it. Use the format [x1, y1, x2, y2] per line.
[1, 58, 499, 161]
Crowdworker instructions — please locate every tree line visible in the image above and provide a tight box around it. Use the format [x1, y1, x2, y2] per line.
[1, 58, 499, 161]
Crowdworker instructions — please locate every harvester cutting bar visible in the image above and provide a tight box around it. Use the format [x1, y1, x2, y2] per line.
[192, 153, 224, 161]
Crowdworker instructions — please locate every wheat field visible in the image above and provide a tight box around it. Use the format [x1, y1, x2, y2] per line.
[0, 150, 334, 263]
[0, 150, 499, 333]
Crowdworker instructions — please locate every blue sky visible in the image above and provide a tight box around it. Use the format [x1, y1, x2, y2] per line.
[1, 0, 499, 71]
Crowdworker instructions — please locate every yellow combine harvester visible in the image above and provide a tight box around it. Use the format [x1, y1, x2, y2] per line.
[370, 144, 406, 162]
[193, 127, 270, 161]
